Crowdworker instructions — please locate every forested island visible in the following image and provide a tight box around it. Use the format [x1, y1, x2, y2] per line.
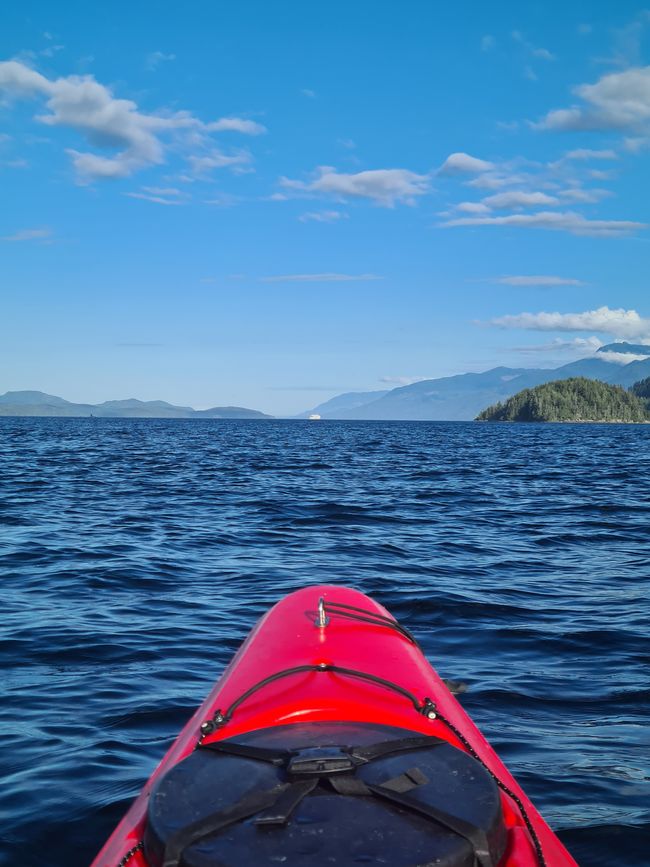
[476, 377, 650, 423]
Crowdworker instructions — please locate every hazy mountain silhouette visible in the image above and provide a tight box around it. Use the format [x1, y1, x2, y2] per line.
[0, 391, 272, 419]
[303, 346, 650, 420]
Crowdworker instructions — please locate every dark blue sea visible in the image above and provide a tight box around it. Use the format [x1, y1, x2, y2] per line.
[1, 418, 648, 866]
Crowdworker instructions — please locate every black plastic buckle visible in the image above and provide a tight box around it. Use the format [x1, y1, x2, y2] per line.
[287, 747, 356, 776]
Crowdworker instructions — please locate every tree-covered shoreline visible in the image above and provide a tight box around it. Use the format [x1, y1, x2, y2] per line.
[476, 377, 650, 423]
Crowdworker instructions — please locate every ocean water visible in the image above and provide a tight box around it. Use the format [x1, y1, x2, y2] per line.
[1, 417, 648, 867]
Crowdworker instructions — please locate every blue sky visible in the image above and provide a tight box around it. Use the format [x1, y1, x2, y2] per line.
[2, 1, 650, 414]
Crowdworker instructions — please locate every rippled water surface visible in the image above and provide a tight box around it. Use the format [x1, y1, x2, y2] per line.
[1, 418, 649, 866]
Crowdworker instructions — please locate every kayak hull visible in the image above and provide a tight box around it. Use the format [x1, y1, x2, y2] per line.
[92, 586, 577, 866]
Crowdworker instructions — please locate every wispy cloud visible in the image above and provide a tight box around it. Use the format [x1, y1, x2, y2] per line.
[298, 210, 348, 223]
[3, 157, 28, 168]
[481, 35, 496, 51]
[442, 210, 644, 237]
[300, 88, 316, 98]
[436, 142, 633, 238]
[125, 186, 187, 205]
[564, 148, 618, 160]
[511, 30, 556, 61]
[482, 190, 560, 208]
[0, 59, 266, 181]
[512, 336, 602, 354]
[146, 51, 176, 71]
[623, 136, 650, 153]
[40, 44, 64, 59]
[260, 273, 383, 283]
[204, 192, 241, 207]
[599, 10, 650, 68]
[494, 275, 585, 287]
[558, 187, 612, 203]
[1, 226, 52, 242]
[489, 306, 650, 340]
[600, 350, 650, 364]
[465, 170, 529, 190]
[187, 148, 253, 176]
[279, 167, 430, 207]
[455, 201, 491, 214]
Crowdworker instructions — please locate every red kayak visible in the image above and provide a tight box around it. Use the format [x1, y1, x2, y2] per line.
[93, 586, 577, 866]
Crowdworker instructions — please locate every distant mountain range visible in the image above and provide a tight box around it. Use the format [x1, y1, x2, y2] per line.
[302, 343, 650, 420]
[0, 391, 272, 419]
[6, 343, 650, 422]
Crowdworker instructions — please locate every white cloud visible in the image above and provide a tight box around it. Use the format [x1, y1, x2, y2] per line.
[466, 171, 527, 189]
[456, 201, 491, 214]
[511, 30, 556, 61]
[204, 192, 241, 207]
[481, 35, 496, 51]
[438, 152, 495, 175]
[599, 350, 650, 364]
[495, 275, 585, 286]
[535, 66, 650, 131]
[482, 190, 560, 209]
[564, 148, 618, 160]
[142, 186, 183, 196]
[442, 210, 644, 237]
[0, 59, 266, 181]
[280, 167, 430, 207]
[301, 88, 316, 98]
[187, 148, 252, 176]
[439, 148, 625, 235]
[206, 118, 265, 134]
[67, 150, 135, 179]
[496, 120, 520, 132]
[558, 187, 611, 203]
[146, 51, 176, 71]
[623, 136, 650, 152]
[40, 44, 64, 59]
[1, 226, 52, 241]
[125, 186, 186, 205]
[260, 273, 383, 283]
[489, 306, 650, 340]
[602, 11, 650, 68]
[512, 336, 603, 353]
[298, 210, 348, 223]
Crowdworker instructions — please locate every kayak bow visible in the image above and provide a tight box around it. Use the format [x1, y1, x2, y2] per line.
[92, 586, 577, 867]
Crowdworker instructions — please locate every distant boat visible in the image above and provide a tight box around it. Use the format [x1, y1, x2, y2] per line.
[308, 414, 321, 420]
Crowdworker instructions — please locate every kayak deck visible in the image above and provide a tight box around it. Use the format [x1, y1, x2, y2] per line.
[92, 585, 577, 867]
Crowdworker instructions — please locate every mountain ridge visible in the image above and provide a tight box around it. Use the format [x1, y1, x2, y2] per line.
[0, 391, 272, 419]
[302, 349, 650, 420]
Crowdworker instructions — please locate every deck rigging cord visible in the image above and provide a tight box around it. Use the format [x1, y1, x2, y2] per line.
[117, 601, 547, 866]
[198, 667, 546, 866]
[319, 599, 420, 645]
